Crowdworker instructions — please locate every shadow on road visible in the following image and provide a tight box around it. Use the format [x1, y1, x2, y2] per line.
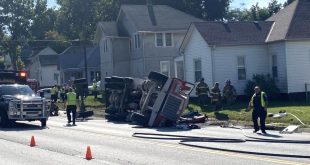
[0, 122, 45, 132]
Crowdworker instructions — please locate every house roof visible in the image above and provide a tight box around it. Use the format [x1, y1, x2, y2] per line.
[97, 22, 119, 36]
[119, 5, 202, 32]
[59, 46, 99, 70]
[267, 0, 310, 42]
[77, 46, 100, 68]
[37, 47, 58, 56]
[192, 21, 274, 46]
[39, 55, 59, 66]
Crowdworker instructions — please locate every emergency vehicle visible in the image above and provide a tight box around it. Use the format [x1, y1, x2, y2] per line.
[0, 70, 49, 127]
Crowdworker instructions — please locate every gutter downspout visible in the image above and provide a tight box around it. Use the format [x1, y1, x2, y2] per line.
[211, 45, 216, 85]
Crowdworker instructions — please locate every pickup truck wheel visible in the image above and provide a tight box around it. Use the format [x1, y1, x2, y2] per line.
[148, 71, 168, 87]
[40, 119, 47, 127]
[0, 110, 10, 128]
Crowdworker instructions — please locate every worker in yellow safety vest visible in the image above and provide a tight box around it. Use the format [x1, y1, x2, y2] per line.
[51, 85, 57, 102]
[65, 88, 78, 126]
[247, 86, 268, 134]
[92, 79, 98, 99]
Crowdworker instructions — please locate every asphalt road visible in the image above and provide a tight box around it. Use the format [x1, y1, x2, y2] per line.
[0, 114, 310, 165]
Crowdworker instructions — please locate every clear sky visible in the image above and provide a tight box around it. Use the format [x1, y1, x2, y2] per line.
[47, 0, 287, 9]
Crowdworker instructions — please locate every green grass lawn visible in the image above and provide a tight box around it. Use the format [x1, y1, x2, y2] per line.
[187, 101, 310, 126]
[84, 95, 105, 107]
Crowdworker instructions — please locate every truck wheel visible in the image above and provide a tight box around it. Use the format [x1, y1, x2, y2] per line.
[130, 113, 148, 126]
[148, 71, 168, 86]
[0, 110, 10, 128]
[40, 119, 47, 127]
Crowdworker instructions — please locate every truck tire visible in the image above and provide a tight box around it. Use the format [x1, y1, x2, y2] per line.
[148, 71, 168, 87]
[0, 110, 10, 128]
[130, 112, 148, 126]
[40, 119, 47, 127]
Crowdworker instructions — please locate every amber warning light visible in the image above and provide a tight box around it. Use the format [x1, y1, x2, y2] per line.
[20, 71, 27, 77]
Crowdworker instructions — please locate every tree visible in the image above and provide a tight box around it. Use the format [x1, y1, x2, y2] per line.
[244, 74, 280, 98]
[30, 0, 57, 40]
[268, 0, 282, 16]
[226, 0, 283, 21]
[202, 0, 230, 20]
[0, 0, 35, 69]
[283, 0, 296, 7]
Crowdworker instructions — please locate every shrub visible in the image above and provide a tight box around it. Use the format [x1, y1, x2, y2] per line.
[244, 74, 280, 98]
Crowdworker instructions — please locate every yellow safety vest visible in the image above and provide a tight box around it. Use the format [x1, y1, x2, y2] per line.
[92, 82, 97, 91]
[66, 92, 77, 106]
[250, 91, 266, 108]
[51, 87, 56, 95]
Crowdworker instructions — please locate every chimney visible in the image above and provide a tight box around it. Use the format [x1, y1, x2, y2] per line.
[146, 0, 157, 26]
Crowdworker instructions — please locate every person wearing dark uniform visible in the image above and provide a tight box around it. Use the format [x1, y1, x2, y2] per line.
[248, 86, 268, 134]
[196, 78, 210, 110]
[211, 82, 222, 111]
[223, 80, 237, 105]
[65, 88, 78, 126]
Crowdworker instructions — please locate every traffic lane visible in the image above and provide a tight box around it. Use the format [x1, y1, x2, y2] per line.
[0, 120, 305, 165]
[0, 138, 104, 165]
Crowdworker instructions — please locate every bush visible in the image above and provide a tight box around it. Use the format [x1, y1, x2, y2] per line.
[244, 74, 280, 98]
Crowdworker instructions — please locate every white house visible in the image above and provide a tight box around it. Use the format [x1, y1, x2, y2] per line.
[179, 0, 310, 96]
[28, 47, 60, 87]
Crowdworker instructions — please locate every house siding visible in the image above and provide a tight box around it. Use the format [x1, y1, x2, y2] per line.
[112, 38, 131, 77]
[141, 32, 185, 77]
[213, 45, 269, 95]
[100, 37, 113, 77]
[184, 28, 213, 87]
[285, 40, 310, 93]
[41, 66, 59, 87]
[267, 42, 288, 93]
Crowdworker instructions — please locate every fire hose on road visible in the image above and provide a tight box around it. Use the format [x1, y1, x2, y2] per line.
[132, 129, 310, 159]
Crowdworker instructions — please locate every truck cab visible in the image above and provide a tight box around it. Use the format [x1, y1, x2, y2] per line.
[0, 70, 49, 127]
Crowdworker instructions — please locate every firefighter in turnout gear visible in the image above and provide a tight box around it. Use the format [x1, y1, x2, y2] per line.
[65, 88, 78, 126]
[211, 82, 222, 111]
[223, 80, 237, 105]
[196, 78, 210, 110]
[247, 86, 268, 134]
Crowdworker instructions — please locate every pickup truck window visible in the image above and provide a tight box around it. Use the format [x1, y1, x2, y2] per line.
[0, 85, 34, 96]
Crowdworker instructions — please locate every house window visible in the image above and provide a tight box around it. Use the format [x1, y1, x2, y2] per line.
[95, 71, 101, 81]
[237, 56, 246, 80]
[134, 34, 141, 49]
[160, 61, 170, 76]
[272, 55, 278, 79]
[155, 33, 173, 47]
[156, 33, 164, 47]
[175, 61, 184, 80]
[165, 33, 172, 46]
[194, 59, 202, 82]
[103, 39, 108, 53]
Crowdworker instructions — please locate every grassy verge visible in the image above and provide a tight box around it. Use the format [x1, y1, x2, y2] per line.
[187, 101, 310, 126]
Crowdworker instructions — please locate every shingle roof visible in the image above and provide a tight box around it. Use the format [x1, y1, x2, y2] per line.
[120, 5, 202, 31]
[39, 55, 59, 66]
[59, 46, 99, 70]
[97, 22, 119, 36]
[193, 21, 274, 45]
[77, 46, 100, 68]
[267, 0, 310, 42]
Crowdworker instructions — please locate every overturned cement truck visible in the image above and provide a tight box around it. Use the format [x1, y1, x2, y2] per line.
[104, 71, 194, 127]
